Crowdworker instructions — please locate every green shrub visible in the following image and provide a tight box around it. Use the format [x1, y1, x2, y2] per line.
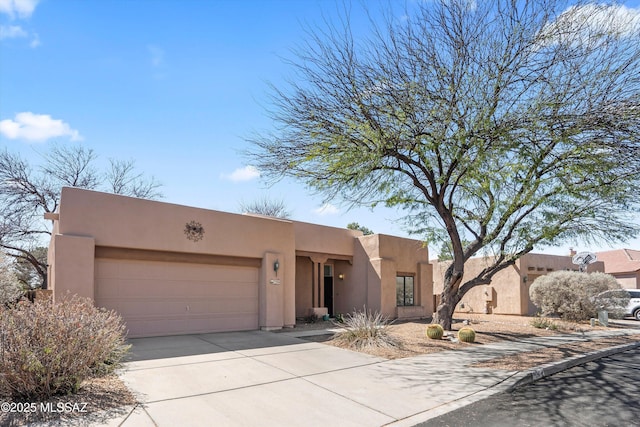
[529, 271, 625, 321]
[457, 327, 476, 343]
[0, 295, 129, 400]
[426, 324, 444, 339]
[332, 308, 397, 350]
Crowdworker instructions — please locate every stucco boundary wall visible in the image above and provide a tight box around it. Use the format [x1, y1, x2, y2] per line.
[48, 187, 296, 330]
[432, 254, 604, 316]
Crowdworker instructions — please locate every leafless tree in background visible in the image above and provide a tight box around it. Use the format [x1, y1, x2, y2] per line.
[239, 197, 292, 219]
[0, 144, 162, 288]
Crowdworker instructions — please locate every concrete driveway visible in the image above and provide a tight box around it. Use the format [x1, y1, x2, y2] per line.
[110, 330, 522, 427]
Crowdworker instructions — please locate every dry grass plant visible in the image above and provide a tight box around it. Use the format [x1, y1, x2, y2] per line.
[332, 308, 399, 350]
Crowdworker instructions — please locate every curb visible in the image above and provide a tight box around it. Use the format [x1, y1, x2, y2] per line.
[388, 338, 640, 426]
[504, 339, 640, 392]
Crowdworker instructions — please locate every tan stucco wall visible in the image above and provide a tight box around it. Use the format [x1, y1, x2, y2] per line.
[331, 259, 355, 315]
[432, 253, 605, 315]
[357, 234, 432, 319]
[49, 234, 95, 300]
[519, 254, 604, 315]
[295, 256, 313, 318]
[432, 257, 522, 315]
[610, 272, 640, 289]
[50, 187, 297, 330]
[293, 221, 361, 256]
[49, 187, 434, 336]
[57, 188, 294, 260]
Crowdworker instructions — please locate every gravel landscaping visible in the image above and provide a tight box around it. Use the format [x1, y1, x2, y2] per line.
[3, 314, 637, 426]
[299, 314, 640, 363]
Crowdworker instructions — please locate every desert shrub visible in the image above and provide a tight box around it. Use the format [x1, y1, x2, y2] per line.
[530, 316, 559, 330]
[529, 271, 625, 321]
[0, 295, 130, 400]
[592, 289, 630, 320]
[0, 253, 24, 305]
[332, 308, 398, 350]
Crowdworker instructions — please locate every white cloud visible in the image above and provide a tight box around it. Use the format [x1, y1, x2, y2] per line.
[0, 112, 83, 142]
[540, 4, 640, 46]
[0, 0, 39, 19]
[0, 1, 41, 47]
[0, 25, 39, 47]
[0, 24, 26, 39]
[314, 203, 339, 216]
[221, 166, 260, 182]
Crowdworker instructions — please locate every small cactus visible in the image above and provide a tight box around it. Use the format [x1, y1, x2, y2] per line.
[426, 324, 444, 340]
[457, 327, 476, 343]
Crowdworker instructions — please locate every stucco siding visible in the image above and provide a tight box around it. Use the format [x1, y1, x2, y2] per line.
[613, 273, 640, 289]
[295, 256, 313, 318]
[50, 187, 296, 334]
[58, 187, 295, 259]
[293, 222, 361, 256]
[332, 259, 357, 316]
[433, 253, 605, 316]
[358, 234, 431, 319]
[49, 187, 433, 336]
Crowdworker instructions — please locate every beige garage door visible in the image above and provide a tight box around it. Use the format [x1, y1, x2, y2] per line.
[95, 258, 259, 337]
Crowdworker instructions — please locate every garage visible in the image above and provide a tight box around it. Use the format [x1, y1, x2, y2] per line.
[95, 253, 260, 338]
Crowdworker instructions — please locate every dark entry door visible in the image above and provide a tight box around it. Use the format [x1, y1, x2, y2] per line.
[324, 276, 334, 316]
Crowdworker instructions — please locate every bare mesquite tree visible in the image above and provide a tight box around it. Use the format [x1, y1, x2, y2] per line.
[249, 0, 640, 328]
[239, 197, 292, 219]
[0, 144, 162, 288]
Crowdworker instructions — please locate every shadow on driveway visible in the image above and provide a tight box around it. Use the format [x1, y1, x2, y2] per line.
[125, 330, 307, 362]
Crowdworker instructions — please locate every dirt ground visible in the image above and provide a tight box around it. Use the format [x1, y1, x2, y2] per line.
[300, 314, 640, 367]
[3, 314, 638, 426]
[0, 374, 136, 426]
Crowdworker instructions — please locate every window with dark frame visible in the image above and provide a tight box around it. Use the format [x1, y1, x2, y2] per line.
[396, 275, 414, 306]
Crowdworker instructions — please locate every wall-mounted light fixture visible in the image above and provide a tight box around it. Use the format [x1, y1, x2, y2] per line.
[523, 275, 528, 284]
[338, 273, 344, 280]
[273, 260, 280, 276]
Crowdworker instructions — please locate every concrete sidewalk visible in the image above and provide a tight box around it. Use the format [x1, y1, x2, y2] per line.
[84, 324, 640, 427]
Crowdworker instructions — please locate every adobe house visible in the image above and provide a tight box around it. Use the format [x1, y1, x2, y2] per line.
[596, 249, 640, 289]
[432, 253, 604, 316]
[47, 187, 432, 337]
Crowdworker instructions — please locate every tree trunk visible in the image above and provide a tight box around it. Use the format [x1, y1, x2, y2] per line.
[432, 290, 460, 330]
[39, 270, 48, 290]
[432, 263, 463, 330]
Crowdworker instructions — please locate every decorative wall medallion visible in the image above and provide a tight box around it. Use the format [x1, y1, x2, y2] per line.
[184, 220, 205, 242]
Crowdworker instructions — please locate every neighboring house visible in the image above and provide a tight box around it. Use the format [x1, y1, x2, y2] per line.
[432, 253, 604, 316]
[47, 187, 432, 338]
[596, 249, 640, 289]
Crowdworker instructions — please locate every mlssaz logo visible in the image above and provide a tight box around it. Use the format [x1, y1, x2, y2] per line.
[184, 220, 205, 242]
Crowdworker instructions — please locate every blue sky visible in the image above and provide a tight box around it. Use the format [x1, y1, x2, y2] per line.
[1, 0, 639, 257]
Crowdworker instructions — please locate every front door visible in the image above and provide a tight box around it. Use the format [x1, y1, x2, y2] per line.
[324, 264, 334, 316]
